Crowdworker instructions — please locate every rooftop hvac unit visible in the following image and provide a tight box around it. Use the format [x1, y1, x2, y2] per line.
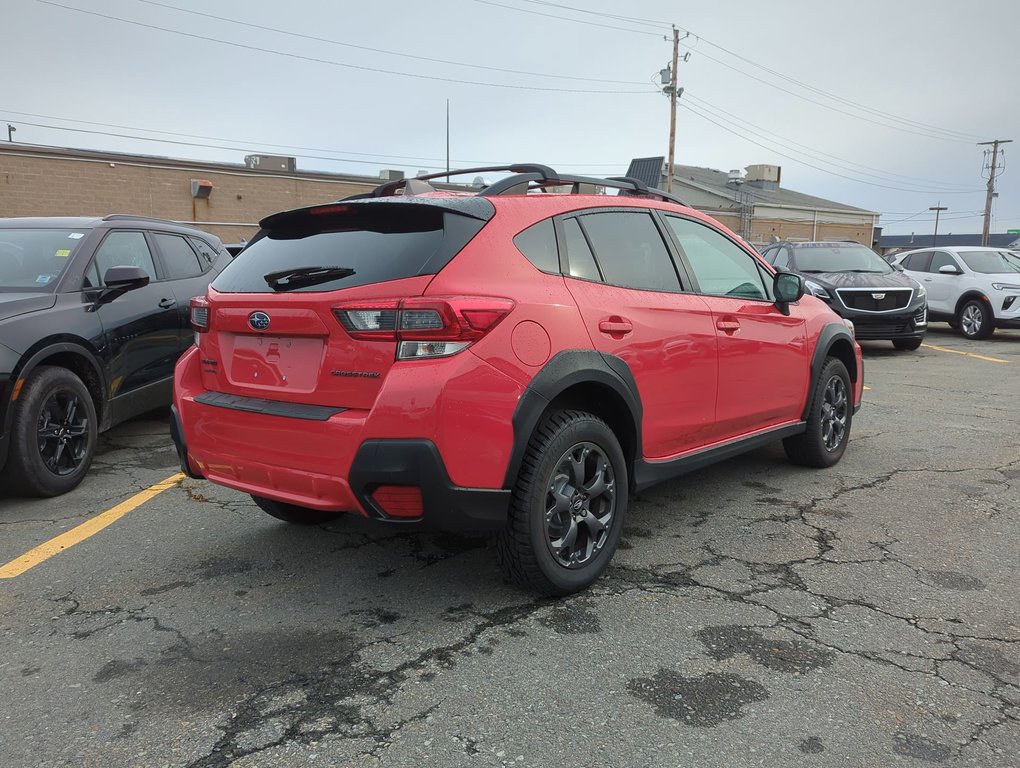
[244, 154, 297, 171]
[379, 169, 405, 181]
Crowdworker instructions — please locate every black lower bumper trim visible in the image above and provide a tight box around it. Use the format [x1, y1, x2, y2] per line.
[170, 404, 204, 479]
[195, 391, 346, 421]
[348, 439, 510, 533]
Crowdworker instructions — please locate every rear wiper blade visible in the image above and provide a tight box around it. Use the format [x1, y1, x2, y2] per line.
[264, 266, 355, 291]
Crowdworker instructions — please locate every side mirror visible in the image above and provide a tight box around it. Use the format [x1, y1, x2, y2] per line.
[103, 265, 150, 289]
[892, 262, 905, 271]
[774, 271, 804, 315]
[938, 264, 962, 275]
[93, 265, 150, 308]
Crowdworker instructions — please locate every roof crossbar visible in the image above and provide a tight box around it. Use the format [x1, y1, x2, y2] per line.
[349, 164, 689, 207]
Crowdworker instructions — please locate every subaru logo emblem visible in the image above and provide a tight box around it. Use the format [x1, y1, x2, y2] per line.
[248, 311, 271, 331]
[871, 293, 886, 300]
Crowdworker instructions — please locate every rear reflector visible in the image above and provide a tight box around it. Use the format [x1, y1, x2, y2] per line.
[371, 485, 424, 518]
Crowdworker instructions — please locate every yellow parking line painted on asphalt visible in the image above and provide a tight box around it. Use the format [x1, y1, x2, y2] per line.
[921, 343, 1009, 364]
[863, 385, 871, 391]
[0, 473, 184, 579]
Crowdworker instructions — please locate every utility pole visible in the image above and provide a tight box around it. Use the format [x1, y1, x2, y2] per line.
[929, 202, 947, 247]
[978, 138, 1012, 246]
[666, 26, 679, 193]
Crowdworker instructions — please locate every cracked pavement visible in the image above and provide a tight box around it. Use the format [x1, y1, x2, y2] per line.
[1, 327, 1018, 766]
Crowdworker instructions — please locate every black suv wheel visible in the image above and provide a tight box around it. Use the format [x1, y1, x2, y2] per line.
[1, 366, 98, 496]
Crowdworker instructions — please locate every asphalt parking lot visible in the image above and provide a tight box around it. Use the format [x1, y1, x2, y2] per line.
[1, 326, 1018, 768]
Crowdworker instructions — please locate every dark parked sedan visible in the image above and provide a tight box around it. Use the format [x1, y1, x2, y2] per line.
[0, 215, 229, 496]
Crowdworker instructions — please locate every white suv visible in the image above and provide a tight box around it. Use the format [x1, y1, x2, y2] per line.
[890, 247, 1020, 339]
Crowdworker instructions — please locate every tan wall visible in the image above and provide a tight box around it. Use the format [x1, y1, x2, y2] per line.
[0, 149, 378, 242]
[748, 220, 872, 246]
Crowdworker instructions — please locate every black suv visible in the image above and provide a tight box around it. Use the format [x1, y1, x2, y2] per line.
[0, 215, 229, 496]
[761, 240, 928, 350]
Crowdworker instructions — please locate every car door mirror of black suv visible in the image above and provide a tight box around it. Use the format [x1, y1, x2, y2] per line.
[774, 271, 804, 314]
[938, 264, 963, 275]
[94, 265, 151, 307]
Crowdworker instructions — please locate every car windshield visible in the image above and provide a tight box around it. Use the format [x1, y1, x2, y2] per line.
[958, 249, 1020, 274]
[0, 229, 86, 292]
[793, 244, 891, 274]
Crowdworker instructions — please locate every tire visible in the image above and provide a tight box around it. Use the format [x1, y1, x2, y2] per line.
[250, 495, 342, 525]
[0, 366, 98, 497]
[957, 299, 994, 340]
[496, 409, 627, 596]
[783, 358, 852, 468]
[892, 337, 923, 351]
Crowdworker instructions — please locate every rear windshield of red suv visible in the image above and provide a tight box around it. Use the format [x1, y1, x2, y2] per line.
[211, 203, 487, 293]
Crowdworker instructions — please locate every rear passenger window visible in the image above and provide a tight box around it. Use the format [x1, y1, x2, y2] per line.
[902, 252, 930, 271]
[189, 237, 219, 267]
[563, 218, 601, 282]
[664, 215, 768, 300]
[154, 234, 204, 279]
[513, 219, 559, 274]
[578, 211, 680, 292]
[772, 247, 791, 269]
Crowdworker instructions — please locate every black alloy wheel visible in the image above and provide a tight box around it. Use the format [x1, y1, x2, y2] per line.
[497, 409, 628, 596]
[783, 357, 852, 468]
[819, 375, 849, 452]
[544, 441, 617, 568]
[0, 366, 98, 497]
[37, 390, 91, 476]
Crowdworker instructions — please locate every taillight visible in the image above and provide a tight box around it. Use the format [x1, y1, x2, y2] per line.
[190, 296, 210, 332]
[332, 297, 514, 359]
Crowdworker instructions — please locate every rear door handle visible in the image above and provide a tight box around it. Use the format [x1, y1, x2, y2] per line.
[158, 297, 176, 309]
[598, 317, 633, 335]
[716, 319, 740, 333]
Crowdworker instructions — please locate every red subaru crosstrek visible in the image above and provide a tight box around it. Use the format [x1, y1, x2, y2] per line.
[172, 165, 863, 595]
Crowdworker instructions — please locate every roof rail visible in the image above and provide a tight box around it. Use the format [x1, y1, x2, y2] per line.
[102, 214, 188, 225]
[348, 164, 689, 207]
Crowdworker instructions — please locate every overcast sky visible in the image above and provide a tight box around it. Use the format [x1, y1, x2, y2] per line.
[3, 0, 1018, 237]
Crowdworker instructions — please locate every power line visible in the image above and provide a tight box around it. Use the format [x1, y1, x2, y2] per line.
[127, 0, 648, 86]
[470, 0, 664, 37]
[0, 111, 631, 170]
[679, 102, 985, 195]
[36, 0, 652, 94]
[485, 0, 986, 142]
[685, 93, 983, 191]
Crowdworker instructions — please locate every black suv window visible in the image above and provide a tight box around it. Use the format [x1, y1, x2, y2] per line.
[664, 215, 769, 300]
[577, 211, 680, 292]
[154, 233, 205, 279]
[213, 204, 484, 293]
[188, 237, 220, 267]
[513, 219, 559, 274]
[93, 231, 157, 282]
[562, 218, 601, 282]
[772, 247, 791, 269]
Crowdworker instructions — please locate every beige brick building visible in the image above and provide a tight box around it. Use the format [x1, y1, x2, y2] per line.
[626, 157, 879, 249]
[1, 145, 879, 251]
[0, 144, 388, 243]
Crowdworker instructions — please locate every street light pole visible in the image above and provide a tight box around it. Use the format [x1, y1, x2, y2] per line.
[6, 124, 15, 142]
[929, 202, 947, 247]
